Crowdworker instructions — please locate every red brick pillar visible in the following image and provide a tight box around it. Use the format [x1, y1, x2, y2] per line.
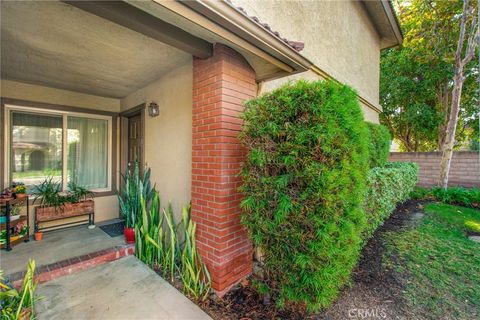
[192, 44, 256, 294]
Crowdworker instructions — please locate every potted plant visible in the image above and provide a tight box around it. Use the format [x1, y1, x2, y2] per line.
[117, 161, 155, 244]
[0, 205, 21, 224]
[33, 177, 94, 224]
[34, 231, 43, 241]
[16, 223, 28, 237]
[0, 221, 27, 245]
[0, 230, 6, 245]
[12, 182, 27, 198]
[33, 177, 63, 220]
[0, 187, 14, 200]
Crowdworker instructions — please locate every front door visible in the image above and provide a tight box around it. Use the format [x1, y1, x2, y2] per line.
[127, 114, 143, 168]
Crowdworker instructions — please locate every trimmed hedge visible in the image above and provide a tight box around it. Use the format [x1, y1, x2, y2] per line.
[366, 122, 391, 168]
[240, 80, 369, 311]
[363, 162, 418, 239]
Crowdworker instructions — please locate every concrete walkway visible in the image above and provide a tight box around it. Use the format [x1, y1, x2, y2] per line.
[36, 256, 212, 320]
[2, 225, 123, 275]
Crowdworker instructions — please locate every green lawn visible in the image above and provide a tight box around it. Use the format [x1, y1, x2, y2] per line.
[384, 203, 480, 319]
[13, 170, 61, 179]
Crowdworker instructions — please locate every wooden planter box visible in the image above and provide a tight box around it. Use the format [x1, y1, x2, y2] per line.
[35, 200, 94, 232]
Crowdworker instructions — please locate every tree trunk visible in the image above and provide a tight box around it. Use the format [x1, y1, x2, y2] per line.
[438, 0, 478, 188]
[437, 81, 450, 152]
[439, 70, 463, 188]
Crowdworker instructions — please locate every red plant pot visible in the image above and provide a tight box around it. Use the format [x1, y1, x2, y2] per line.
[124, 227, 135, 244]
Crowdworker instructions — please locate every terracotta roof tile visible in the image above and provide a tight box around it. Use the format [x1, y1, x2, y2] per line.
[224, 0, 305, 52]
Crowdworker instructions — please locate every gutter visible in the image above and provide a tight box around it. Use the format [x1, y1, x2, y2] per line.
[310, 65, 382, 113]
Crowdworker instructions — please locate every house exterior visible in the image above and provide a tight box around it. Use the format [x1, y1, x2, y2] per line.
[0, 0, 401, 294]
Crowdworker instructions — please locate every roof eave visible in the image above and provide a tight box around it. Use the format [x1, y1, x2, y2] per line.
[181, 0, 313, 74]
[382, 0, 403, 46]
[362, 0, 403, 49]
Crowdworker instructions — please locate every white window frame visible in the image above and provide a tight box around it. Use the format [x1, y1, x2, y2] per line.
[3, 104, 113, 192]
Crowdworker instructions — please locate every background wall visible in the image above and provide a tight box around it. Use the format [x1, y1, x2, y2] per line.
[1, 80, 120, 232]
[121, 60, 193, 217]
[1, 80, 120, 112]
[389, 152, 480, 188]
[258, 70, 380, 123]
[232, 0, 382, 122]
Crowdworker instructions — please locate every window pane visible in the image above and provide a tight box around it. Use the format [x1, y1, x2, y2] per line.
[11, 112, 63, 190]
[67, 116, 108, 189]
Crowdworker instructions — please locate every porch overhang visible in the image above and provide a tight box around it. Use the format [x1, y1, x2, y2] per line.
[62, 0, 313, 82]
[128, 0, 313, 81]
[1, 0, 310, 100]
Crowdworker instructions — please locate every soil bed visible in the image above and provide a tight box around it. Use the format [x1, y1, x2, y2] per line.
[198, 200, 425, 320]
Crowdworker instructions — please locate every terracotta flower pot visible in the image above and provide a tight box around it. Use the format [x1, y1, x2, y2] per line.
[124, 227, 135, 244]
[34, 232, 43, 241]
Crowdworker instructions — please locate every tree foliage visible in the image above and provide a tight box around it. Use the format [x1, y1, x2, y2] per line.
[380, 0, 479, 152]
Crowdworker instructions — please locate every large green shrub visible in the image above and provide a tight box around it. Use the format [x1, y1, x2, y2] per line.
[240, 80, 369, 311]
[363, 162, 418, 239]
[366, 122, 391, 168]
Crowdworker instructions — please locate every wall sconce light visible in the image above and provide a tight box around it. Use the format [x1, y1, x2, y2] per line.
[148, 102, 160, 117]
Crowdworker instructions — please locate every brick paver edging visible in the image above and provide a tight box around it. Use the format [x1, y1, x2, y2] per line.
[9, 244, 135, 288]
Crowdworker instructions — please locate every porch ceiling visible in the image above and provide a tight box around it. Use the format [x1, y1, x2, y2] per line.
[0, 1, 191, 98]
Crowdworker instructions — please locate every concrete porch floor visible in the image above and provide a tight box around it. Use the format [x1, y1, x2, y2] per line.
[36, 256, 212, 320]
[1, 225, 123, 275]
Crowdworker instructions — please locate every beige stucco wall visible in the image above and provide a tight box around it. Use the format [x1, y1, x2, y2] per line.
[2, 60, 192, 226]
[0, 80, 120, 112]
[232, 0, 381, 122]
[1, 80, 120, 231]
[258, 70, 379, 123]
[121, 60, 193, 218]
[362, 104, 380, 123]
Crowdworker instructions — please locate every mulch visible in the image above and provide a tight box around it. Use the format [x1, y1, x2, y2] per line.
[197, 200, 426, 320]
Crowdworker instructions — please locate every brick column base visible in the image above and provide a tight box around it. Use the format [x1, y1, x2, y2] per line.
[192, 44, 257, 294]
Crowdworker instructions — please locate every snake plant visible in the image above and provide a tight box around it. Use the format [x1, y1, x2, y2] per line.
[117, 161, 155, 228]
[0, 260, 38, 319]
[179, 204, 211, 300]
[134, 192, 211, 300]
